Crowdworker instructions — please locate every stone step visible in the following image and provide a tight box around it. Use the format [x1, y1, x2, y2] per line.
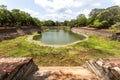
[0, 57, 38, 80]
[86, 58, 120, 80]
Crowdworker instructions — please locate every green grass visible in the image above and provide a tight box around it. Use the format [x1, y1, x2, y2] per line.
[0, 35, 120, 66]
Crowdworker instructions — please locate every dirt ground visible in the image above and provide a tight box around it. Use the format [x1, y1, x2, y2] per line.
[27, 66, 101, 80]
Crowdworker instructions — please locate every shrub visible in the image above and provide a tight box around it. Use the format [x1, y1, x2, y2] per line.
[93, 20, 102, 28]
[93, 20, 109, 29]
[111, 22, 120, 32]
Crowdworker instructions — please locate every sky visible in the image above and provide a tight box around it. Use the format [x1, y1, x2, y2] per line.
[0, 0, 120, 21]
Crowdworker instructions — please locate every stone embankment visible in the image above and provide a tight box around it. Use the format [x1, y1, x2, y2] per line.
[72, 27, 120, 41]
[72, 27, 113, 38]
[0, 26, 41, 41]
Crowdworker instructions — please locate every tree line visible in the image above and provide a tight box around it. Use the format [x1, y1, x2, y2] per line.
[0, 5, 41, 28]
[63, 5, 120, 29]
[41, 5, 120, 29]
[0, 5, 120, 29]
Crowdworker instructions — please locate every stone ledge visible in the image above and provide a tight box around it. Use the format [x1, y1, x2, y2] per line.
[0, 57, 38, 80]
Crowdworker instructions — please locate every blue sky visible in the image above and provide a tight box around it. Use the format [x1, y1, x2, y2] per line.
[0, 0, 120, 21]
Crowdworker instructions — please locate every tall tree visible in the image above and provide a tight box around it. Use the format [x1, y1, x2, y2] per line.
[0, 5, 13, 27]
[76, 14, 87, 27]
[63, 20, 69, 26]
[0, 5, 7, 10]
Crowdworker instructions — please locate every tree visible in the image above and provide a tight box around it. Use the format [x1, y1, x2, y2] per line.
[32, 18, 41, 26]
[88, 6, 120, 29]
[11, 9, 41, 27]
[93, 20, 109, 29]
[107, 6, 120, 25]
[11, 9, 22, 26]
[0, 5, 13, 27]
[0, 5, 41, 28]
[88, 8, 104, 26]
[76, 14, 87, 27]
[63, 20, 69, 26]
[68, 19, 77, 27]
[0, 5, 7, 10]
[42, 20, 55, 26]
[89, 8, 104, 18]
[20, 11, 33, 26]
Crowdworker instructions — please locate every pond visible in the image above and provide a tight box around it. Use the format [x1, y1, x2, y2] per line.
[33, 30, 86, 45]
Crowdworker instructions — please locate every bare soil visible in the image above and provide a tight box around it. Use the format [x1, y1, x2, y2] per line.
[27, 66, 101, 80]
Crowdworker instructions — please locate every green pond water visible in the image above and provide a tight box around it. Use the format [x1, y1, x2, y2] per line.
[33, 30, 85, 45]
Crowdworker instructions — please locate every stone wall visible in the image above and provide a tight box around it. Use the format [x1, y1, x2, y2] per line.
[72, 28, 113, 38]
[0, 26, 41, 41]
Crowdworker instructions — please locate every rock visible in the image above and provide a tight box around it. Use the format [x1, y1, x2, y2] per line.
[87, 58, 120, 80]
[111, 32, 120, 41]
[0, 57, 38, 80]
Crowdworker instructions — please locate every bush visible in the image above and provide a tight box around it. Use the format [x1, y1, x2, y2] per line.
[111, 22, 120, 32]
[93, 20, 102, 28]
[101, 20, 109, 28]
[93, 20, 109, 29]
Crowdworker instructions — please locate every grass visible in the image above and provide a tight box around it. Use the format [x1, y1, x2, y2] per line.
[0, 35, 120, 66]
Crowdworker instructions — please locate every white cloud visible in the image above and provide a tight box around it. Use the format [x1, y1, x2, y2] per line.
[20, 8, 41, 18]
[64, 9, 72, 14]
[44, 13, 73, 21]
[93, 3, 101, 6]
[20, 8, 73, 21]
[35, 0, 76, 12]
[34, 0, 100, 21]
[34, 0, 99, 13]
[20, 0, 100, 21]
[0, 1, 7, 5]
[112, 0, 120, 5]
[76, 9, 91, 18]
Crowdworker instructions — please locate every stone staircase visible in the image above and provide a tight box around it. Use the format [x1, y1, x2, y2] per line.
[86, 58, 120, 80]
[0, 58, 120, 80]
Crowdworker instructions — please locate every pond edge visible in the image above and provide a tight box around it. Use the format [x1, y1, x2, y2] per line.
[27, 29, 88, 48]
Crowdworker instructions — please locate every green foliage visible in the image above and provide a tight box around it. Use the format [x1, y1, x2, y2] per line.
[89, 8, 104, 18]
[63, 20, 69, 26]
[88, 5, 120, 29]
[87, 17, 95, 25]
[93, 20, 102, 28]
[67, 19, 77, 27]
[0, 5, 41, 27]
[0, 5, 7, 10]
[42, 20, 55, 26]
[111, 22, 120, 32]
[0, 9, 14, 26]
[32, 18, 41, 26]
[76, 14, 87, 27]
[94, 20, 109, 28]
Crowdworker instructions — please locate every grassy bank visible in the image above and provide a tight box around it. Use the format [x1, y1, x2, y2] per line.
[0, 35, 120, 66]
